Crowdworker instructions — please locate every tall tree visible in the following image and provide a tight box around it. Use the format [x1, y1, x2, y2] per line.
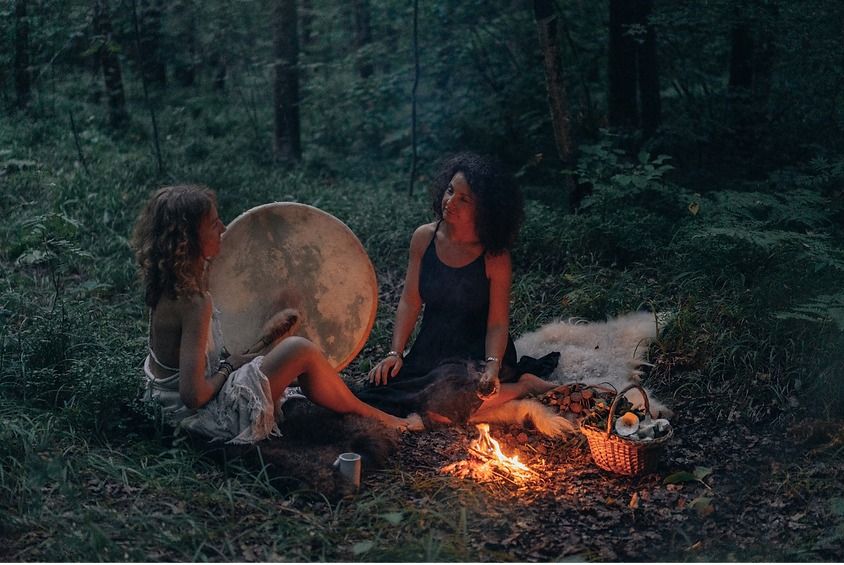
[635, 0, 660, 135]
[727, 4, 776, 154]
[407, 0, 419, 196]
[272, 0, 301, 162]
[608, 0, 661, 134]
[532, 0, 573, 164]
[728, 23, 754, 92]
[14, 0, 32, 109]
[353, 0, 373, 79]
[172, 0, 197, 87]
[608, 0, 638, 128]
[93, 0, 128, 127]
[299, 0, 314, 48]
[138, 0, 166, 86]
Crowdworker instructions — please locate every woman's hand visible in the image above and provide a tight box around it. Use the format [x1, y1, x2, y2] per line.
[477, 365, 501, 400]
[226, 352, 261, 371]
[368, 354, 403, 386]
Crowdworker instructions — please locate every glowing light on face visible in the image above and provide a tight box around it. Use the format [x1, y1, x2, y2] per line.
[442, 172, 476, 224]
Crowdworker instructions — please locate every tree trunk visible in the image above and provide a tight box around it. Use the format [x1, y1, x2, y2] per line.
[532, 0, 573, 163]
[272, 0, 301, 162]
[728, 23, 754, 92]
[14, 0, 32, 109]
[608, 0, 638, 128]
[635, 0, 660, 135]
[727, 9, 776, 157]
[172, 0, 196, 87]
[93, 0, 128, 127]
[139, 0, 166, 86]
[408, 0, 419, 196]
[300, 0, 314, 48]
[353, 0, 373, 79]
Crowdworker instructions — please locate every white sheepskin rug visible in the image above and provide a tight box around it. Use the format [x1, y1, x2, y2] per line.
[515, 311, 673, 417]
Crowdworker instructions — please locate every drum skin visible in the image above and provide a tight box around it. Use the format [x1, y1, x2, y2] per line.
[209, 203, 377, 371]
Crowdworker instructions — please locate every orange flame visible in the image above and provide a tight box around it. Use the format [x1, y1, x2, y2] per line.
[471, 423, 533, 475]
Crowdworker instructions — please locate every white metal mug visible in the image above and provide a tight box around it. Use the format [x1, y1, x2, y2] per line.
[333, 452, 362, 490]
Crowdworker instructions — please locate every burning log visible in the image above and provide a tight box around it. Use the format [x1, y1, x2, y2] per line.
[440, 424, 538, 484]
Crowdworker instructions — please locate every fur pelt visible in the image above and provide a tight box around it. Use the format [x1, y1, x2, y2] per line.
[514, 311, 673, 418]
[416, 360, 573, 436]
[470, 399, 574, 436]
[194, 398, 400, 499]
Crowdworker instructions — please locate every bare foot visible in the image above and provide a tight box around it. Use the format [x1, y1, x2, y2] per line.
[397, 412, 425, 432]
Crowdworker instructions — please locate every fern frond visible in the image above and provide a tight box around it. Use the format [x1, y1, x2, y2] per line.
[776, 293, 844, 332]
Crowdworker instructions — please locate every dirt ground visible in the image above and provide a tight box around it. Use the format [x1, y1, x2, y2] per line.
[389, 397, 844, 562]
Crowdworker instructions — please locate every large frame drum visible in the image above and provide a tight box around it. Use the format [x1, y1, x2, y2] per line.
[208, 203, 378, 371]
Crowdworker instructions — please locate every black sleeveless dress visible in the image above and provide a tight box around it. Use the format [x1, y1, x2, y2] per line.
[356, 223, 522, 416]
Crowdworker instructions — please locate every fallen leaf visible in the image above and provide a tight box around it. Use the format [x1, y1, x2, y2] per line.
[380, 511, 404, 525]
[688, 201, 700, 216]
[352, 541, 374, 555]
[663, 471, 697, 484]
[629, 492, 640, 509]
[689, 496, 715, 517]
[693, 466, 713, 480]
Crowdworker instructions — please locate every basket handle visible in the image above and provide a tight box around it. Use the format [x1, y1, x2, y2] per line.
[604, 384, 650, 438]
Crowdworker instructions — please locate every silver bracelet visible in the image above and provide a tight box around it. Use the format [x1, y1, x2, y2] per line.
[387, 350, 403, 359]
[485, 356, 500, 364]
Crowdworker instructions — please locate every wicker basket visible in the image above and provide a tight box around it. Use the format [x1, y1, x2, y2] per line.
[580, 384, 672, 476]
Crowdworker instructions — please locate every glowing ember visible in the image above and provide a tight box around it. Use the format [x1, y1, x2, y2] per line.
[471, 423, 533, 475]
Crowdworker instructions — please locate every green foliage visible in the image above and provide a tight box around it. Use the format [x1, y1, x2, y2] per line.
[1, 0, 844, 558]
[11, 211, 91, 270]
[563, 137, 686, 264]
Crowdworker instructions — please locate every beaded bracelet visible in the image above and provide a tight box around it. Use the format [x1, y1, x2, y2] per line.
[217, 360, 234, 377]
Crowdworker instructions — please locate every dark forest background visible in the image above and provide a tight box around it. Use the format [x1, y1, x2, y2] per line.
[1, 0, 843, 560]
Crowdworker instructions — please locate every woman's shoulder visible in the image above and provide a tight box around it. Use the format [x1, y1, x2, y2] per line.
[158, 291, 212, 320]
[412, 222, 437, 238]
[409, 222, 437, 251]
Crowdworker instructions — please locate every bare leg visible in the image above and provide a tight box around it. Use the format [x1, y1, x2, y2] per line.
[518, 373, 557, 395]
[259, 337, 422, 430]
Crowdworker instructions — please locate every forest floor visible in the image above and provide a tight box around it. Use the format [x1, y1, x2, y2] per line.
[3, 394, 842, 562]
[393, 402, 844, 562]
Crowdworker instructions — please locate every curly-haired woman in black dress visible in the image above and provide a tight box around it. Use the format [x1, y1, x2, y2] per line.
[359, 152, 556, 422]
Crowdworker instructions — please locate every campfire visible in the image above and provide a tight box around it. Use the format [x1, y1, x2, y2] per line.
[441, 423, 537, 484]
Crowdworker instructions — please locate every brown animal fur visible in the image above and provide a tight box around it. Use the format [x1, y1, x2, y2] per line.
[191, 397, 399, 499]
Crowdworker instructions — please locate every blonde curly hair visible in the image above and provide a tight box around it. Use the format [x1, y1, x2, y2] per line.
[132, 185, 217, 308]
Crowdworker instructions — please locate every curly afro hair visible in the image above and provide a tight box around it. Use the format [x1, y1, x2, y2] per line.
[430, 152, 523, 255]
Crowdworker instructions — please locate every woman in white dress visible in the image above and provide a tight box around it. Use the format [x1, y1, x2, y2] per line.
[132, 185, 421, 443]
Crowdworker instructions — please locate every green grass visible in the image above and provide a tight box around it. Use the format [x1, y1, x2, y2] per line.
[2, 87, 843, 560]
